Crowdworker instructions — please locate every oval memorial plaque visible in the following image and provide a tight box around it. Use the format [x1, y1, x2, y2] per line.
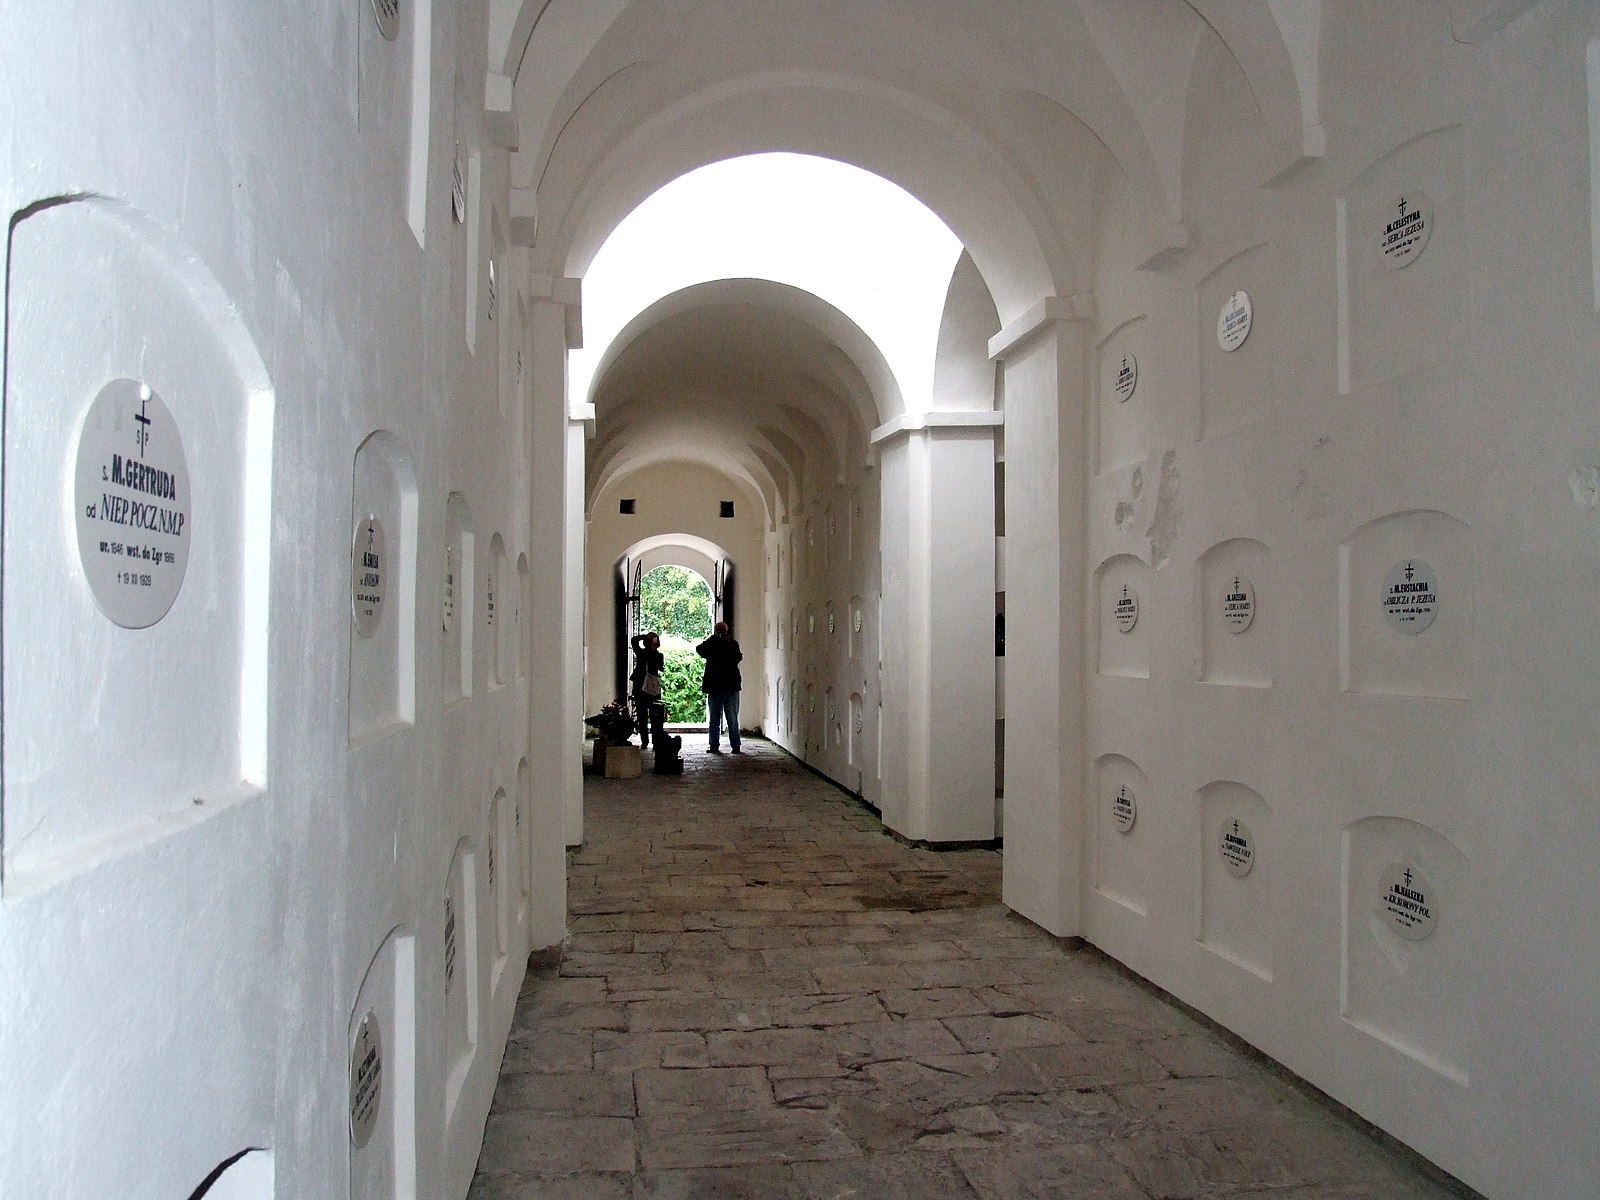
[74, 380, 193, 628]
[1112, 785, 1136, 833]
[1379, 863, 1438, 940]
[1382, 559, 1439, 634]
[1379, 192, 1433, 270]
[351, 515, 386, 638]
[1219, 818, 1255, 878]
[349, 1009, 383, 1148]
[1222, 574, 1255, 634]
[1112, 584, 1139, 634]
[1217, 290, 1253, 352]
[1113, 353, 1138, 403]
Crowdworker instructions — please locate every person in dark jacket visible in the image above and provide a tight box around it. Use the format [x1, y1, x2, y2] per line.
[629, 631, 664, 748]
[695, 621, 742, 754]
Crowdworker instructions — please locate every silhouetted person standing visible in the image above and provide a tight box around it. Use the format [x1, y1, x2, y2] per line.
[696, 621, 742, 754]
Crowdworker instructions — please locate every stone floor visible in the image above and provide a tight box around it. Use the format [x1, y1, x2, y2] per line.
[471, 738, 1469, 1200]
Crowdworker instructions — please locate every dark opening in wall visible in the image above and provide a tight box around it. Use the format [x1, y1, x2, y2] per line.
[619, 499, 636, 514]
[719, 500, 735, 518]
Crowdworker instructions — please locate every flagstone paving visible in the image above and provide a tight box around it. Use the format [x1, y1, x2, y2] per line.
[471, 738, 1473, 1199]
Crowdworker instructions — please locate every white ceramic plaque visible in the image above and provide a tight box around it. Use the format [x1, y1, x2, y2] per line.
[348, 1009, 383, 1148]
[74, 380, 193, 628]
[1217, 290, 1253, 352]
[442, 546, 455, 632]
[1112, 584, 1139, 634]
[1112, 785, 1136, 833]
[1382, 559, 1439, 634]
[485, 563, 496, 629]
[853, 608, 862, 633]
[443, 894, 457, 991]
[827, 609, 836, 635]
[808, 611, 816, 635]
[1219, 818, 1255, 878]
[351, 515, 386, 638]
[1379, 863, 1437, 940]
[1222, 574, 1256, 634]
[486, 830, 496, 888]
[1113, 353, 1138, 403]
[1379, 192, 1432, 270]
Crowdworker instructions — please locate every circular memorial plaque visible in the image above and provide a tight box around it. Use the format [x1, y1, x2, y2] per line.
[1217, 290, 1253, 352]
[74, 380, 193, 628]
[1382, 559, 1439, 634]
[370, 0, 400, 41]
[1112, 584, 1139, 634]
[1379, 192, 1432, 270]
[1378, 863, 1437, 940]
[1112, 785, 1136, 833]
[443, 894, 458, 992]
[442, 546, 456, 632]
[1219, 818, 1255, 878]
[1222, 574, 1256, 634]
[1113, 353, 1138, 403]
[349, 1009, 383, 1148]
[351, 515, 386, 638]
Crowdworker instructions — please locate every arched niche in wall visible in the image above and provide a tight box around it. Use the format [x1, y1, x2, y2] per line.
[516, 552, 530, 680]
[190, 1150, 274, 1200]
[515, 758, 531, 921]
[1196, 242, 1285, 442]
[487, 533, 507, 689]
[848, 692, 864, 769]
[487, 788, 509, 988]
[1198, 781, 1273, 981]
[349, 431, 420, 744]
[1095, 554, 1150, 679]
[1340, 509, 1471, 699]
[1093, 753, 1150, 918]
[442, 839, 479, 1124]
[1095, 314, 1149, 475]
[347, 927, 417, 1200]
[1340, 126, 1464, 396]
[441, 494, 475, 705]
[1343, 816, 1470, 1085]
[1197, 537, 1270, 688]
[2, 196, 273, 893]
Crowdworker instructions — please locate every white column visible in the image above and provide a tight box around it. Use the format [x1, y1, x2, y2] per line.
[989, 296, 1089, 938]
[872, 413, 1002, 843]
[525, 276, 582, 947]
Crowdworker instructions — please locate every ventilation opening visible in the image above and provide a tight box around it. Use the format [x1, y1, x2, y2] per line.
[619, 498, 636, 515]
[719, 500, 735, 518]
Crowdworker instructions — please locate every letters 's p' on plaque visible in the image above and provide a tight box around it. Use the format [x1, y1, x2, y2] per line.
[351, 515, 386, 638]
[349, 1009, 384, 1148]
[1219, 818, 1255, 878]
[1379, 863, 1437, 941]
[74, 379, 193, 628]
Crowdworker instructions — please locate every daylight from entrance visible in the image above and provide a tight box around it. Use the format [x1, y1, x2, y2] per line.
[571, 153, 964, 414]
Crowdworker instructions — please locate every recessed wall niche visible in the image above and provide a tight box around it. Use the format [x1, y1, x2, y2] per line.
[515, 758, 531, 919]
[442, 494, 475, 704]
[1340, 126, 1463, 394]
[1096, 315, 1149, 473]
[1198, 538, 1269, 688]
[487, 533, 507, 688]
[1093, 754, 1150, 917]
[1343, 816, 1469, 1085]
[1197, 243, 1281, 440]
[488, 788, 509, 982]
[349, 432, 419, 744]
[348, 928, 417, 1200]
[2, 197, 272, 893]
[1095, 554, 1150, 679]
[1340, 509, 1471, 698]
[1198, 781, 1273, 981]
[443, 839, 479, 1123]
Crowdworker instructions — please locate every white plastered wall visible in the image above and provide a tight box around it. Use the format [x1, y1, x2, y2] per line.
[0, 3, 565, 1199]
[1076, 7, 1600, 1197]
